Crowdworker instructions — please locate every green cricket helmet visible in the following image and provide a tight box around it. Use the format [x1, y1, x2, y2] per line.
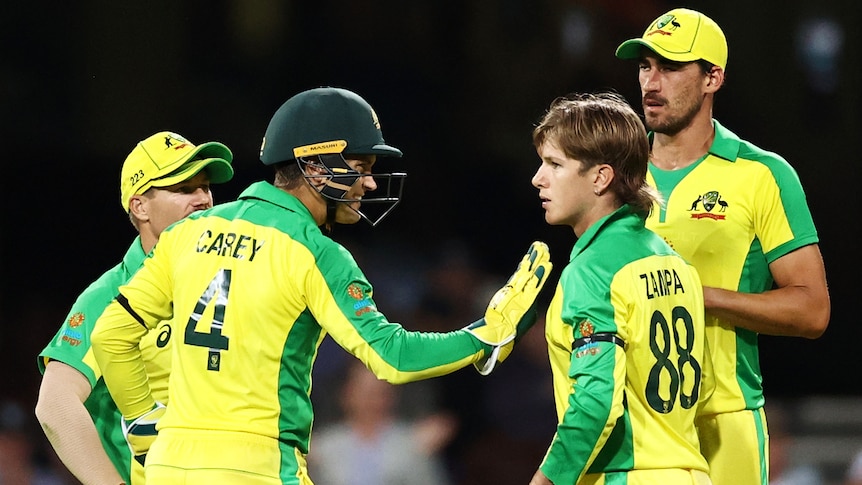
[259, 87, 405, 226]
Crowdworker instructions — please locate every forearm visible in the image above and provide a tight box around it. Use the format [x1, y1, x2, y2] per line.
[36, 363, 126, 485]
[36, 400, 126, 484]
[703, 285, 829, 338]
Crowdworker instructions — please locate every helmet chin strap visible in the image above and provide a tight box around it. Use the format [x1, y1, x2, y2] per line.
[324, 198, 337, 233]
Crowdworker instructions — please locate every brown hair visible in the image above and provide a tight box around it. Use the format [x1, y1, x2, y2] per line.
[272, 160, 306, 190]
[532, 91, 662, 215]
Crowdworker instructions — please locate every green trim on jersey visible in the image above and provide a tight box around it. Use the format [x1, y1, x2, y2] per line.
[105, 181, 489, 462]
[37, 238, 148, 484]
[645, 119, 819, 413]
[651, 154, 706, 223]
[540, 206, 710, 484]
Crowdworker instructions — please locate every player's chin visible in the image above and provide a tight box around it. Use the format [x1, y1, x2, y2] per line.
[335, 205, 362, 224]
[643, 112, 664, 129]
[543, 210, 562, 226]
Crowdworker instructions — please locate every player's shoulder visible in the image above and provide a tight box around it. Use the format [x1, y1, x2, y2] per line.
[715, 120, 797, 174]
[67, 260, 131, 315]
[39, 267, 123, 375]
[309, 236, 360, 271]
[736, 138, 792, 169]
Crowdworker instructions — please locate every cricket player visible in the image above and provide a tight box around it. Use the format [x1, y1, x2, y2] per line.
[35, 132, 234, 485]
[90, 87, 552, 484]
[615, 8, 830, 484]
[529, 92, 713, 485]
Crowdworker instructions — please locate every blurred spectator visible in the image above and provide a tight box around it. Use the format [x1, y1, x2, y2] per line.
[767, 401, 825, 485]
[845, 448, 862, 485]
[0, 400, 69, 485]
[308, 361, 455, 485]
[458, 317, 557, 485]
[411, 240, 496, 333]
[402, 241, 502, 483]
[794, 13, 845, 131]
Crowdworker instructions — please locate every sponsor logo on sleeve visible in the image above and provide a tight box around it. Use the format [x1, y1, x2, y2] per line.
[347, 283, 376, 317]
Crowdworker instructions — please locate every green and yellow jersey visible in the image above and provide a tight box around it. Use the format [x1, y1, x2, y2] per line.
[37, 238, 172, 484]
[540, 206, 711, 484]
[646, 120, 819, 415]
[91, 181, 490, 469]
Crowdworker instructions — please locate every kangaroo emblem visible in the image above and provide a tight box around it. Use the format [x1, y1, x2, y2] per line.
[689, 191, 728, 220]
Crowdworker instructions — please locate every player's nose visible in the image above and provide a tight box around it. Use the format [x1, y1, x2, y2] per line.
[362, 175, 378, 192]
[193, 187, 214, 208]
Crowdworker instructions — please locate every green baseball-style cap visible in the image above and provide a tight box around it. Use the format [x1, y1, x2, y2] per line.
[259, 87, 402, 165]
[615, 8, 728, 70]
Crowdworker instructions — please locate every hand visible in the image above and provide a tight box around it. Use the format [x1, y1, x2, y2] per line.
[496, 300, 539, 363]
[465, 241, 552, 374]
[121, 402, 166, 465]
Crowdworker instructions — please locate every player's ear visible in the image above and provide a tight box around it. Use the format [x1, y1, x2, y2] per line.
[594, 164, 614, 195]
[301, 157, 330, 187]
[705, 66, 724, 92]
[128, 195, 150, 223]
[302, 159, 328, 176]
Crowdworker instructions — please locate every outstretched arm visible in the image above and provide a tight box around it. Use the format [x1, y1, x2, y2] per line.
[703, 244, 829, 338]
[35, 361, 126, 485]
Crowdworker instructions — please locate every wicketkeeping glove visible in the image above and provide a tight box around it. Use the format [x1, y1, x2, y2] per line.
[465, 241, 552, 374]
[121, 401, 166, 465]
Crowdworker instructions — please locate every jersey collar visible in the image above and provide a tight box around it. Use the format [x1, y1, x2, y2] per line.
[709, 119, 743, 163]
[238, 181, 315, 220]
[646, 119, 742, 164]
[124, 236, 148, 274]
[570, 205, 641, 261]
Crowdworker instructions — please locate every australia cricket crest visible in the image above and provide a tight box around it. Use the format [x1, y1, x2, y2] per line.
[689, 190, 729, 220]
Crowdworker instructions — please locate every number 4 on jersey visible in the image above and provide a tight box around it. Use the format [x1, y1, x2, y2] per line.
[184, 269, 231, 371]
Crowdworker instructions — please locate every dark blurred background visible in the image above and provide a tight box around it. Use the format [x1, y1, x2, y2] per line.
[1, 0, 859, 483]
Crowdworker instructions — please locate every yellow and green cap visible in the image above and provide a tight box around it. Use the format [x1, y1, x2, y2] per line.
[120, 131, 234, 212]
[615, 8, 727, 70]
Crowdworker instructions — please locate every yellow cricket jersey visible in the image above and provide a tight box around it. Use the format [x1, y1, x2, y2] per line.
[541, 206, 712, 484]
[646, 120, 819, 415]
[91, 182, 489, 469]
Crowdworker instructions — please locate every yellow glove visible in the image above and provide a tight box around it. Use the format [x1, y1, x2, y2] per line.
[497, 301, 539, 363]
[121, 401, 166, 465]
[465, 241, 552, 374]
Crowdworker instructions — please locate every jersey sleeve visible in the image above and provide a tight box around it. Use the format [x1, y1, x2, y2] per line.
[540, 266, 627, 484]
[750, 151, 819, 262]
[306, 242, 488, 384]
[37, 263, 127, 385]
[91, 238, 176, 420]
[544, 338, 625, 484]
